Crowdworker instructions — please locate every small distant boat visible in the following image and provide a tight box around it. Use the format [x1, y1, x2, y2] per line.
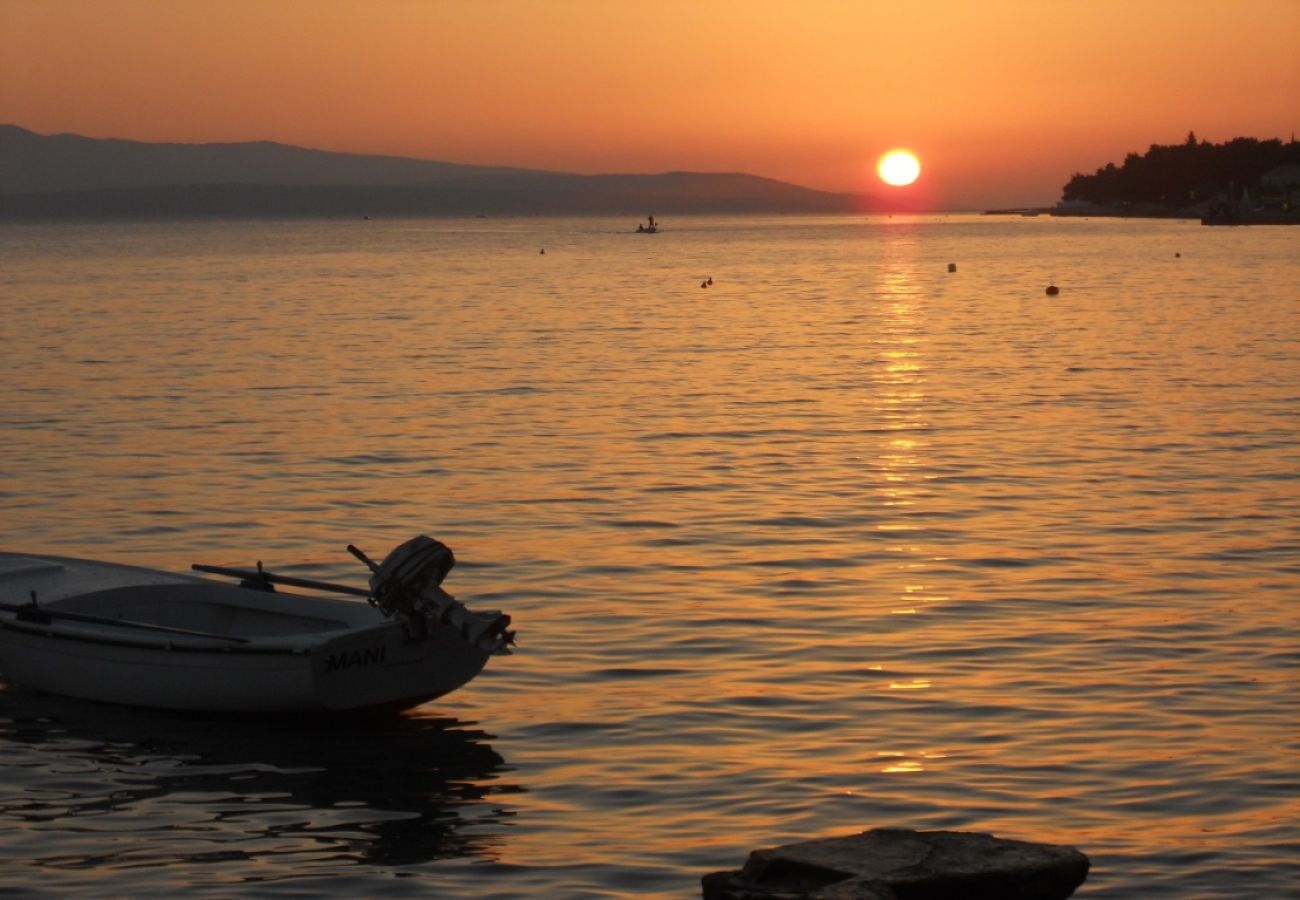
[0, 536, 514, 713]
[635, 215, 659, 233]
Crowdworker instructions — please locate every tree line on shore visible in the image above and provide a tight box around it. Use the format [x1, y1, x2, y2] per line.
[1061, 132, 1300, 208]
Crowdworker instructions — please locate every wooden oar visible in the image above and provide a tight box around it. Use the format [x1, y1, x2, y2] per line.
[191, 563, 371, 598]
[0, 598, 249, 643]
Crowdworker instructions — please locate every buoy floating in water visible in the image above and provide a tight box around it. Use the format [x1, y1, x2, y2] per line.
[947, 263, 957, 273]
[1045, 284, 1060, 296]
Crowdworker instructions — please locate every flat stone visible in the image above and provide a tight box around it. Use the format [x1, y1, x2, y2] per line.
[702, 828, 1090, 900]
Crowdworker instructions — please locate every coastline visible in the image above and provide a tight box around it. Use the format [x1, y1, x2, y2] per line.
[1046, 205, 1300, 225]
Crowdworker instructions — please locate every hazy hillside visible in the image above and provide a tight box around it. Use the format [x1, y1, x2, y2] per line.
[0, 125, 541, 193]
[0, 125, 879, 216]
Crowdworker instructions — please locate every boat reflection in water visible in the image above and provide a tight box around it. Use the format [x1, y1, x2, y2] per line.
[0, 688, 519, 876]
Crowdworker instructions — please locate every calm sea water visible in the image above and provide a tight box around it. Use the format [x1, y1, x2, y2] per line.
[0, 214, 1297, 898]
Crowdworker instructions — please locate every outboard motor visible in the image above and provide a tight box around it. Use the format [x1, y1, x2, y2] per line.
[370, 535, 455, 616]
[360, 536, 513, 653]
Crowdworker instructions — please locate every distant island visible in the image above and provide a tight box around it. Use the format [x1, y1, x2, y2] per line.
[0, 125, 910, 219]
[1054, 132, 1300, 224]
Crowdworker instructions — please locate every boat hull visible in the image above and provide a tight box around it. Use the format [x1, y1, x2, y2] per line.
[310, 622, 491, 711]
[0, 621, 490, 712]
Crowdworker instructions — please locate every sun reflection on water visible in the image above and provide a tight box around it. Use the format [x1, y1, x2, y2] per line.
[871, 249, 929, 526]
[868, 243, 942, 638]
[886, 679, 933, 691]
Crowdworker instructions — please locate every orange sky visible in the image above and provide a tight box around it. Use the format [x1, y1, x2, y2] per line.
[2, 0, 1298, 208]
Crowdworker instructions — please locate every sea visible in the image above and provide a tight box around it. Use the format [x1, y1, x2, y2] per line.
[0, 214, 1296, 898]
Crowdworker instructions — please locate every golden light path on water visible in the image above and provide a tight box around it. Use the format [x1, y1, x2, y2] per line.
[0, 215, 1297, 898]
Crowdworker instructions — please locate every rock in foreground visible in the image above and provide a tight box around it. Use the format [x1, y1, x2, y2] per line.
[702, 828, 1089, 900]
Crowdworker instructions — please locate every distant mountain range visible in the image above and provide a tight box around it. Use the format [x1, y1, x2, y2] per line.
[0, 125, 889, 217]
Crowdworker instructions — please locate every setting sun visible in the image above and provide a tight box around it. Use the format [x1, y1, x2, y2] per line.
[877, 149, 921, 186]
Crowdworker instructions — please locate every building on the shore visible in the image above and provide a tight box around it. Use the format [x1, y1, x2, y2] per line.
[1261, 165, 1300, 210]
[1261, 165, 1300, 189]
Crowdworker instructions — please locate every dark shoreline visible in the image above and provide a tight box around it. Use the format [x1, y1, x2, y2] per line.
[1051, 206, 1299, 225]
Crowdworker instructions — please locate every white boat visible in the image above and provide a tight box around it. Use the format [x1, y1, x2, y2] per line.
[0, 536, 513, 713]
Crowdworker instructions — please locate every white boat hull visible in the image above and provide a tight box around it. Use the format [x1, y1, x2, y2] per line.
[0, 551, 506, 712]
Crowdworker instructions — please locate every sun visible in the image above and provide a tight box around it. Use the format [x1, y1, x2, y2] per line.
[877, 149, 921, 186]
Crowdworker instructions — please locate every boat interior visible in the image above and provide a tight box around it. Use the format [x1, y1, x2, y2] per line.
[45, 583, 368, 639]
